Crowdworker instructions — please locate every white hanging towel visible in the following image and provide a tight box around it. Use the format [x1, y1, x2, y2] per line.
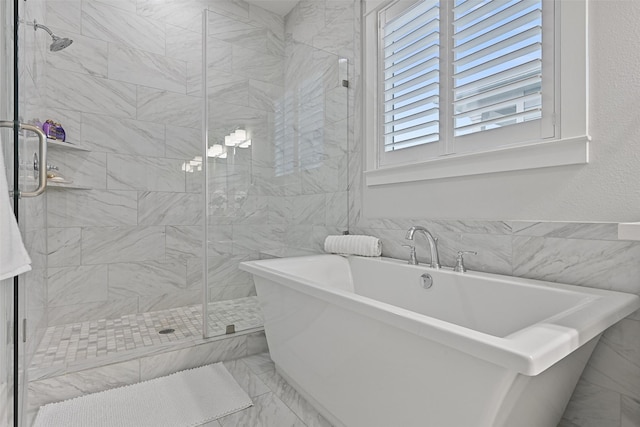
[324, 235, 382, 257]
[0, 140, 31, 281]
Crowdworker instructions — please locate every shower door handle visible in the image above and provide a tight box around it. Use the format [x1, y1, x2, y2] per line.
[0, 120, 48, 198]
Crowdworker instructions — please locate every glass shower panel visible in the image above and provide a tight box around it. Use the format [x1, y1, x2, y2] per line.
[0, 1, 17, 423]
[203, 1, 351, 339]
[1, 0, 50, 424]
[18, 0, 50, 422]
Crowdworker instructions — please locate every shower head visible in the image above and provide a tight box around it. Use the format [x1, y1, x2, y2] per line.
[32, 20, 73, 52]
[49, 35, 73, 52]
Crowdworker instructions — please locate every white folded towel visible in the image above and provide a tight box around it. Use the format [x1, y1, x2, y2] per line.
[324, 235, 382, 257]
[0, 139, 31, 281]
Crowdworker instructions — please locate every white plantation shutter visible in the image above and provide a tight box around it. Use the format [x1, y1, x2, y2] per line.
[382, 0, 440, 152]
[366, 0, 587, 182]
[452, 0, 543, 137]
[375, 0, 555, 168]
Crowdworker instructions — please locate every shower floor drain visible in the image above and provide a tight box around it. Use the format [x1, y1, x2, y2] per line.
[158, 328, 175, 335]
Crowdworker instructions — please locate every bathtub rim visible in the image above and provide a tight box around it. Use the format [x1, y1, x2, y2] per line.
[240, 254, 640, 376]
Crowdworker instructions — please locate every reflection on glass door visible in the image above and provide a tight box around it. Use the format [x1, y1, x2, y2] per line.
[202, 3, 351, 339]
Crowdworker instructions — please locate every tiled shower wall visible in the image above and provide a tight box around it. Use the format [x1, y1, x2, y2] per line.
[42, 0, 206, 325]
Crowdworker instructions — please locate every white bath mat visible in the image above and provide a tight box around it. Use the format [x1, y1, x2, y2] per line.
[33, 363, 252, 427]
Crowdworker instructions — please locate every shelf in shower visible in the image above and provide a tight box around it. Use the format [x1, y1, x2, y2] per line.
[47, 181, 91, 190]
[25, 135, 91, 151]
[47, 138, 90, 151]
[22, 177, 91, 190]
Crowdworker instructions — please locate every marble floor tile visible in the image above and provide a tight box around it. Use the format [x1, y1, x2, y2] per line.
[561, 379, 621, 427]
[622, 395, 640, 427]
[247, 332, 269, 355]
[198, 350, 330, 427]
[242, 352, 276, 376]
[218, 392, 306, 427]
[259, 369, 333, 427]
[223, 359, 271, 398]
[30, 346, 329, 427]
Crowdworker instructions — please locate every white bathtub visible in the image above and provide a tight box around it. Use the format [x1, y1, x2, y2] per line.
[240, 255, 639, 427]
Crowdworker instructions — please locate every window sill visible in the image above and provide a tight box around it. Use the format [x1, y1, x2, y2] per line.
[365, 136, 590, 186]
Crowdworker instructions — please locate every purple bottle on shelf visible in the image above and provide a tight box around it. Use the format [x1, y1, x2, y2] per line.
[54, 123, 66, 142]
[42, 119, 56, 139]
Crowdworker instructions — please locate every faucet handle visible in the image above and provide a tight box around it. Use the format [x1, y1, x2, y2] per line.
[402, 245, 418, 265]
[454, 250, 477, 273]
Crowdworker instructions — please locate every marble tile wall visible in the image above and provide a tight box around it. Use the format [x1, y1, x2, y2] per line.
[42, 0, 207, 325]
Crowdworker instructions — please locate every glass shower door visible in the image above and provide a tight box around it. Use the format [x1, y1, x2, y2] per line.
[1, 0, 50, 425]
[0, 1, 21, 425]
[202, 3, 351, 339]
[202, 6, 287, 338]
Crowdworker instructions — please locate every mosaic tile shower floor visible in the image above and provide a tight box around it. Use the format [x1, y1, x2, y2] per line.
[32, 297, 263, 369]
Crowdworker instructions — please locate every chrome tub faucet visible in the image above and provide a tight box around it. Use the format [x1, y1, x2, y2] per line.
[405, 226, 441, 269]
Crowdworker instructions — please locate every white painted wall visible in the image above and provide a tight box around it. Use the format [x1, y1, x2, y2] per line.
[362, 0, 640, 222]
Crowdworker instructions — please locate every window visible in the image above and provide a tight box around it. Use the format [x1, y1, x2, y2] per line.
[363, 0, 589, 185]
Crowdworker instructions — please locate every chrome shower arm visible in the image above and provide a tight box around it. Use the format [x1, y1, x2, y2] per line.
[33, 22, 54, 37]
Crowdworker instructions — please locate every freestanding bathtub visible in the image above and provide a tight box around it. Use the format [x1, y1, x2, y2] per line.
[240, 255, 639, 427]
